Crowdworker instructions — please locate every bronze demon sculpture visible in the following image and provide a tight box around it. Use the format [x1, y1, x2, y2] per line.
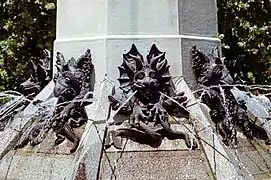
[0, 50, 52, 131]
[191, 45, 270, 146]
[105, 44, 197, 149]
[15, 49, 93, 153]
[20, 50, 52, 99]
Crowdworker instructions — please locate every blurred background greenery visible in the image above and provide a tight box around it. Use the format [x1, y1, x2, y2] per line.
[0, 0, 56, 91]
[218, 0, 271, 84]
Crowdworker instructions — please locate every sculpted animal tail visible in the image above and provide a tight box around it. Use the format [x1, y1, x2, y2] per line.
[105, 122, 162, 149]
[159, 118, 198, 150]
[14, 136, 29, 149]
[61, 123, 80, 153]
[15, 121, 49, 149]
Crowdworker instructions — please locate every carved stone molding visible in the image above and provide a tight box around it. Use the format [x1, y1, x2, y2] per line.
[105, 44, 197, 150]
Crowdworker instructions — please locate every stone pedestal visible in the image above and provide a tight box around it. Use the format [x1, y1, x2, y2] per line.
[53, 0, 242, 180]
[54, 0, 220, 90]
[1, 0, 260, 180]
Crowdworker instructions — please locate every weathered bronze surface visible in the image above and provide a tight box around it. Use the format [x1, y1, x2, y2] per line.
[15, 49, 94, 153]
[20, 50, 52, 99]
[105, 44, 197, 149]
[191, 45, 270, 146]
[0, 50, 52, 131]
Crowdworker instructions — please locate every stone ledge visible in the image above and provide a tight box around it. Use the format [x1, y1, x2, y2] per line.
[0, 81, 55, 160]
[54, 34, 220, 44]
[0, 153, 74, 180]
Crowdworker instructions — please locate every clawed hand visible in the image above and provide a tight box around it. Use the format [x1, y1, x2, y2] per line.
[172, 91, 188, 106]
[54, 104, 73, 121]
[149, 102, 168, 123]
[108, 95, 131, 112]
[108, 95, 121, 110]
[129, 105, 148, 127]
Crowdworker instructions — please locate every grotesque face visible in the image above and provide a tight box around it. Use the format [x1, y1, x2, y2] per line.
[53, 71, 81, 101]
[117, 44, 171, 102]
[53, 49, 93, 102]
[132, 65, 160, 101]
[192, 46, 234, 86]
[219, 65, 234, 85]
[133, 66, 159, 90]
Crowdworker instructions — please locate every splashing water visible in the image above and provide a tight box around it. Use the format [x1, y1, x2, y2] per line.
[107, 90, 138, 125]
[159, 91, 254, 178]
[193, 84, 271, 95]
[218, 86, 231, 127]
[70, 75, 120, 178]
[159, 91, 192, 118]
[76, 76, 113, 151]
[0, 91, 33, 131]
[157, 91, 198, 179]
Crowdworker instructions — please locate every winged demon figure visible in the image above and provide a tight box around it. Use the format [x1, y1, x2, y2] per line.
[105, 44, 198, 149]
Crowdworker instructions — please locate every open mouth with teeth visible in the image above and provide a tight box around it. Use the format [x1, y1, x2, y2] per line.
[54, 82, 77, 100]
[137, 86, 157, 102]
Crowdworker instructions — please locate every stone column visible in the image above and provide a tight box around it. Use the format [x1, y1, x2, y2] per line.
[54, 0, 220, 89]
[54, 0, 244, 179]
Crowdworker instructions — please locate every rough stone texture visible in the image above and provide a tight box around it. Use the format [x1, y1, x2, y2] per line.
[0, 123, 106, 180]
[0, 96, 107, 180]
[15, 125, 86, 155]
[99, 151, 211, 180]
[0, 152, 13, 179]
[178, 0, 218, 37]
[75, 158, 88, 180]
[0, 111, 86, 180]
[84, 123, 106, 180]
[69, 123, 106, 180]
[181, 38, 221, 90]
[0, 152, 74, 180]
[263, 121, 271, 141]
[228, 137, 271, 178]
[107, 0, 178, 35]
[99, 150, 213, 180]
[0, 81, 55, 160]
[175, 80, 245, 180]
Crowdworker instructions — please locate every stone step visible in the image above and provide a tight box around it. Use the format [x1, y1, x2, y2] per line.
[98, 150, 214, 180]
[0, 151, 74, 180]
[228, 137, 271, 179]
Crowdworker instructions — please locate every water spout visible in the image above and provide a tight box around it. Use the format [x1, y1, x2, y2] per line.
[107, 90, 138, 125]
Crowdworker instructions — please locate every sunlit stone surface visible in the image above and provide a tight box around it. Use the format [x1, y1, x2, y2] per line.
[0, 0, 270, 180]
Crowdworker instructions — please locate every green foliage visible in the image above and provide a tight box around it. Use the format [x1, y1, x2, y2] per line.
[0, 0, 270, 90]
[217, 0, 271, 84]
[0, 0, 56, 91]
